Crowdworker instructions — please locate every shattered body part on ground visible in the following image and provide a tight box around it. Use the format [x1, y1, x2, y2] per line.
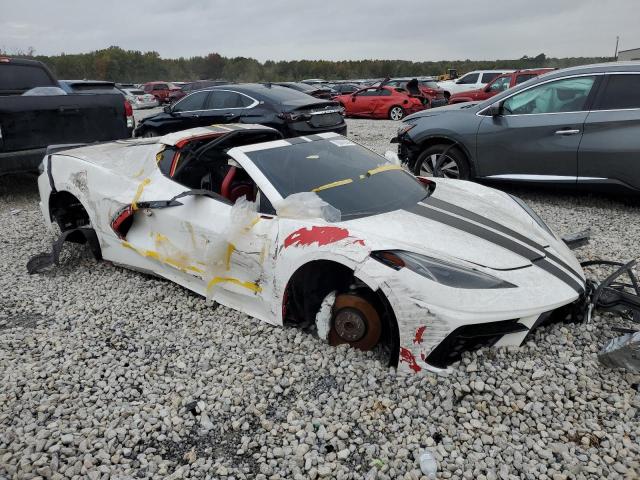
[33, 124, 607, 374]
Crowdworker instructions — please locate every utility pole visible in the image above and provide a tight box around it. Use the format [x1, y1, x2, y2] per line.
[614, 36, 620, 60]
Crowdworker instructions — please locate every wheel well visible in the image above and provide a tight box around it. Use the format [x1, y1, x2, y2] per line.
[417, 137, 474, 176]
[283, 260, 400, 366]
[49, 191, 91, 232]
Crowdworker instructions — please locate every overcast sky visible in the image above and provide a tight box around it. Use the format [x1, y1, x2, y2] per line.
[2, 0, 639, 61]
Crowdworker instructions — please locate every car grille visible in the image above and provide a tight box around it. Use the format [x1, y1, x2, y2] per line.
[310, 112, 343, 128]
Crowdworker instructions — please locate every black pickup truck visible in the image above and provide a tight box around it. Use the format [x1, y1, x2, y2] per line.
[0, 57, 131, 175]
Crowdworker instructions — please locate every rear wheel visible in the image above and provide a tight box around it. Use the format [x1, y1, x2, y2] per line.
[141, 128, 159, 138]
[388, 106, 405, 121]
[413, 144, 470, 180]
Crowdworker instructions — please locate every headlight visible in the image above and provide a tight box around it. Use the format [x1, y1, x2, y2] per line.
[371, 250, 516, 289]
[509, 195, 556, 238]
[396, 123, 415, 136]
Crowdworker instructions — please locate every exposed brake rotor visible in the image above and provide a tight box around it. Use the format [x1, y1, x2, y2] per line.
[329, 294, 381, 351]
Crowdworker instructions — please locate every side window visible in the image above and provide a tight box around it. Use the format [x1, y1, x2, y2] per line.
[237, 93, 255, 108]
[594, 74, 640, 110]
[515, 74, 537, 85]
[481, 72, 501, 83]
[489, 76, 511, 92]
[173, 91, 208, 112]
[206, 91, 247, 109]
[457, 73, 479, 85]
[503, 76, 596, 115]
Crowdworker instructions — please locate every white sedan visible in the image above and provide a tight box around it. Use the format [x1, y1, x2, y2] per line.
[122, 88, 159, 109]
[35, 125, 587, 374]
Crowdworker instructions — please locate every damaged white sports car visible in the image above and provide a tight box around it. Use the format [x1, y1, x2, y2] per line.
[35, 124, 589, 374]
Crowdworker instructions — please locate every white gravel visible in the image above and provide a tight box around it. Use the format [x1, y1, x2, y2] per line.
[1, 118, 640, 479]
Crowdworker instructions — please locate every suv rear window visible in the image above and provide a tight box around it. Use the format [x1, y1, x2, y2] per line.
[595, 74, 640, 110]
[0, 64, 54, 92]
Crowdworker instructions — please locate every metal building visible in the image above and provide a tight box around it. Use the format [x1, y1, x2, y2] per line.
[618, 48, 640, 61]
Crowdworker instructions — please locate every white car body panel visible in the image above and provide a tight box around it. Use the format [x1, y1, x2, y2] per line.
[37, 125, 585, 374]
[439, 70, 515, 95]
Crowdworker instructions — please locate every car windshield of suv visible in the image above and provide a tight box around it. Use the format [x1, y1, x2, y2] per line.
[244, 138, 429, 219]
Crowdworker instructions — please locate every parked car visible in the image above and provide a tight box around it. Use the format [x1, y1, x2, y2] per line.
[274, 82, 334, 100]
[328, 83, 360, 95]
[116, 83, 137, 90]
[121, 88, 159, 109]
[337, 85, 425, 120]
[143, 82, 180, 104]
[448, 69, 555, 104]
[385, 78, 448, 108]
[59, 80, 135, 135]
[438, 70, 514, 98]
[168, 80, 231, 104]
[135, 83, 346, 138]
[0, 58, 131, 175]
[393, 62, 640, 192]
[36, 125, 586, 372]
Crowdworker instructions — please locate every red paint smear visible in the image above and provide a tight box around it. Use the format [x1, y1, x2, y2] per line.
[284, 226, 350, 249]
[400, 347, 422, 373]
[413, 326, 426, 345]
[352, 239, 366, 246]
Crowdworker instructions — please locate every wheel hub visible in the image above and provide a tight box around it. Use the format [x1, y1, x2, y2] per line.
[334, 308, 367, 342]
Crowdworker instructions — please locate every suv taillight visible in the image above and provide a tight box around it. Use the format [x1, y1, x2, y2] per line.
[124, 100, 134, 129]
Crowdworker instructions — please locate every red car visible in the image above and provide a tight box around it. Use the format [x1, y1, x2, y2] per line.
[143, 82, 180, 104]
[448, 68, 555, 104]
[337, 86, 425, 120]
[386, 78, 448, 108]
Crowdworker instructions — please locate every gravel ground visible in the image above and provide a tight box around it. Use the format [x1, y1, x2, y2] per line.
[1, 119, 639, 480]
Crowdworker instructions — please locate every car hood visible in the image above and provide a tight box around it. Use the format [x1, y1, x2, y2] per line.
[404, 101, 481, 121]
[342, 179, 562, 271]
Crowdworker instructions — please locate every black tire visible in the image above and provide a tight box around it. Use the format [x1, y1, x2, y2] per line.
[388, 105, 405, 121]
[413, 144, 470, 180]
[140, 128, 159, 138]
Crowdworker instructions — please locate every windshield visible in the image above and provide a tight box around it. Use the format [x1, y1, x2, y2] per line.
[245, 138, 430, 219]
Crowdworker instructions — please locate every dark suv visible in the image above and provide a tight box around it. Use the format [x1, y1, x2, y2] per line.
[135, 83, 347, 138]
[394, 62, 640, 192]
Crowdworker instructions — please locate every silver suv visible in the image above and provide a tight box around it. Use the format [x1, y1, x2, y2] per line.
[394, 62, 640, 193]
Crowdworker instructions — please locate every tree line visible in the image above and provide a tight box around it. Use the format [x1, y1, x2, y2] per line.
[3, 46, 612, 83]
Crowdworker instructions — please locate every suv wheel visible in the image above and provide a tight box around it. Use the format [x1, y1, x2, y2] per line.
[413, 144, 470, 180]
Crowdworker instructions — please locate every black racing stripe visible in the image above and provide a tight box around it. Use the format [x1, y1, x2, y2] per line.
[406, 204, 544, 262]
[534, 259, 584, 294]
[286, 137, 310, 145]
[423, 197, 584, 282]
[406, 204, 584, 293]
[306, 134, 325, 142]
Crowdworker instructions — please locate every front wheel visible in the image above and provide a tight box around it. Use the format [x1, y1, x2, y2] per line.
[388, 106, 405, 121]
[413, 144, 470, 180]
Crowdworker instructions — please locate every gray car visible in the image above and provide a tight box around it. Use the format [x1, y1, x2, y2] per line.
[394, 62, 640, 192]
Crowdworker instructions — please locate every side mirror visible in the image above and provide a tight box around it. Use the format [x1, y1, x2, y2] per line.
[484, 85, 492, 93]
[163, 105, 172, 114]
[351, 94, 357, 102]
[486, 103, 503, 116]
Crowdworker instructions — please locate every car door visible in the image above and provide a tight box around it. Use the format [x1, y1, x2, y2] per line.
[169, 90, 210, 129]
[197, 89, 254, 126]
[579, 73, 640, 190]
[475, 75, 599, 179]
[451, 72, 479, 94]
[124, 168, 277, 321]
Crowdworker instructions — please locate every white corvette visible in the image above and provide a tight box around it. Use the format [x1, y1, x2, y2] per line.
[35, 124, 587, 374]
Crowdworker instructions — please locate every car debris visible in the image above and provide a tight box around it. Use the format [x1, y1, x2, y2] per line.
[598, 332, 640, 373]
[27, 124, 640, 374]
